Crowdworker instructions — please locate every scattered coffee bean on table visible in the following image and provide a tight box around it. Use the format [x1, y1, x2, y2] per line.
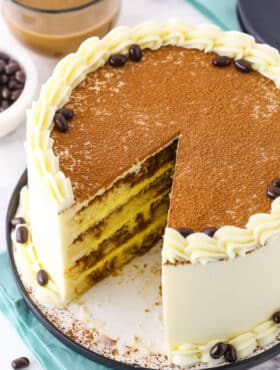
[0, 52, 25, 112]
[11, 357, 30, 369]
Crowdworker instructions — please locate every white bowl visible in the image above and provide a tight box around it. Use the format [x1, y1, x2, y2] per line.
[0, 45, 38, 137]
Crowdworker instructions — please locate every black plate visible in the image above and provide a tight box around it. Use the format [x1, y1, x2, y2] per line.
[6, 171, 280, 369]
[237, 0, 280, 50]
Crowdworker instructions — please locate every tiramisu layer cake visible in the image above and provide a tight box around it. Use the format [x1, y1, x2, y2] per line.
[13, 20, 280, 367]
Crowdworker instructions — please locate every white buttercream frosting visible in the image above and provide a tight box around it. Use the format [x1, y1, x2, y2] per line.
[12, 187, 61, 304]
[162, 226, 259, 264]
[163, 191, 280, 264]
[247, 213, 280, 246]
[171, 319, 280, 367]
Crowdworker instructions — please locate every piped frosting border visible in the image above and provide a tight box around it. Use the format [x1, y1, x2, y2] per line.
[26, 19, 280, 263]
[163, 199, 280, 264]
[171, 319, 280, 367]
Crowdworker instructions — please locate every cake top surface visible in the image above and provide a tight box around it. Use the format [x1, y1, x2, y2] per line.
[51, 45, 280, 231]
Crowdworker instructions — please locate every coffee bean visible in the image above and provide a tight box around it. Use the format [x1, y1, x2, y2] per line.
[0, 51, 10, 62]
[272, 178, 280, 188]
[109, 54, 127, 67]
[11, 216, 26, 228]
[11, 89, 22, 101]
[57, 107, 74, 120]
[234, 59, 252, 73]
[129, 44, 142, 62]
[5, 61, 20, 75]
[11, 357, 30, 369]
[37, 269, 48, 286]
[16, 226, 28, 244]
[0, 53, 25, 113]
[54, 112, 68, 132]
[0, 74, 8, 84]
[15, 70, 26, 83]
[8, 79, 18, 90]
[224, 344, 237, 363]
[0, 99, 9, 112]
[1, 86, 10, 99]
[210, 342, 228, 359]
[272, 311, 280, 324]
[176, 227, 194, 237]
[267, 186, 280, 199]
[202, 227, 217, 237]
[8, 78, 23, 90]
[0, 60, 5, 73]
[212, 56, 232, 67]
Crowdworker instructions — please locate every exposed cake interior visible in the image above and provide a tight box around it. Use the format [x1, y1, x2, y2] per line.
[63, 140, 177, 299]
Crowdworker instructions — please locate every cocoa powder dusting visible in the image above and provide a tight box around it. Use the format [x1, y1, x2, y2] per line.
[51, 47, 280, 230]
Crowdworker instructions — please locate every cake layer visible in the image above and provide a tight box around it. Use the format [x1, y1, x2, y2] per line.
[65, 204, 168, 299]
[67, 192, 169, 277]
[67, 167, 173, 267]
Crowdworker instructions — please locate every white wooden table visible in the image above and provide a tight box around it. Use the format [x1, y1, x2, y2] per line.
[0, 0, 278, 368]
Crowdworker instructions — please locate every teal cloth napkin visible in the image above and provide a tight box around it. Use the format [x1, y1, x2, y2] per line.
[187, 0, 240, 30]
[0, 252, 109, 370]
[0, 3, 240, 370]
